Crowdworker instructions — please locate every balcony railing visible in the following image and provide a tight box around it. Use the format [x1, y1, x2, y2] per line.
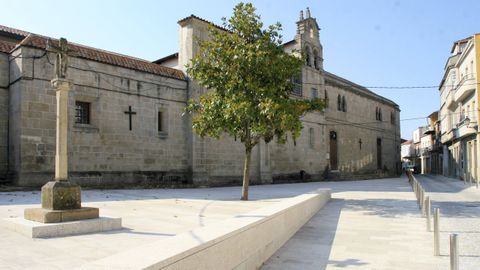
[454, 76, 476, 103]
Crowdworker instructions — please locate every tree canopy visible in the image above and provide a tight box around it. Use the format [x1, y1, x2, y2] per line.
[186, 2, 326, 200]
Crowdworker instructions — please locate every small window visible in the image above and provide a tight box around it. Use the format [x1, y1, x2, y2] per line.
[75, 101, 90, 124]
[313, 49, 320, 70]
[158, 111, 164, 132]
[342, 96, 347, 112]
[305, 46, 312, 67]
[375, 108, 379, 120]
[311, 88, 318, 99]
[379, 108, 382, 121]
[337, 95, 342, 111]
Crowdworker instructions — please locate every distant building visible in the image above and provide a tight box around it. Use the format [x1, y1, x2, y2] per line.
[439, 34, 479, 182]
[401, 139, 414, 169]
[420, 112, 442, 174]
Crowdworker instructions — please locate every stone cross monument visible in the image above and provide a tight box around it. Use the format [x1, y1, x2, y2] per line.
[24, 38, 99, 223]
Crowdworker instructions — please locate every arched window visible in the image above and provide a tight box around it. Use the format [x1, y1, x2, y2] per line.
[375, 107, 379, 120]
[337, 95, 342, 111]
[313, 49, 319, 70]
[379, 108, 382, 121]
[305, 46, 312, 67]
[342, 96, 347, 112]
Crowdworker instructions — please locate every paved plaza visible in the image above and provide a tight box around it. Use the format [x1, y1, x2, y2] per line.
[416, 174, 480, 270]
[263, 175, 445, 270]
[1, 175, 478, 269]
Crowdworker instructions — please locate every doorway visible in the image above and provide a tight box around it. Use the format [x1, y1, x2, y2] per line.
[330, 131, 338, 170]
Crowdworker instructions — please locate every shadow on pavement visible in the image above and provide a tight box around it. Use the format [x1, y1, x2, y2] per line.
[342, 198, 421, 218]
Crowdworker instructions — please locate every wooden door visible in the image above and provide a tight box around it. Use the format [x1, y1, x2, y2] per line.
[377, 138, 382, 169]
[330, 131, 338, 170]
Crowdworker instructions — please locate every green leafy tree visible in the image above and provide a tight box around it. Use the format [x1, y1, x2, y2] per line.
[186, 3, 326, 200]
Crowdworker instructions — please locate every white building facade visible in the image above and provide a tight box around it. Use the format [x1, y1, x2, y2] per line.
[439, 34, 480, 183]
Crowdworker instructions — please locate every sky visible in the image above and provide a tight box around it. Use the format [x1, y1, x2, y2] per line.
[1, 0, 479, 139]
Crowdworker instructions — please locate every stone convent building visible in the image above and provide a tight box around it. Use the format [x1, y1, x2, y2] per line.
[0, 9, 401, 187]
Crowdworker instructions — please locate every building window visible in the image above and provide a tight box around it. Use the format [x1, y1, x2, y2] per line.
[311, 88, 318, 99]
[291, 74, 303, 96]
[341, 96, 347, 112]
[305, 46, 312, 67]
[158, 111, 164, 132]
[390, 112, 395, 124]
[379, 108, 382, 121]
[75, 101, 90, 124]
[337, 95, 342, 111]
[313, 49, 320, 70]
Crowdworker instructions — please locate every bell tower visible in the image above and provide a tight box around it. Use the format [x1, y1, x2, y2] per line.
[295, 7, 323, 70]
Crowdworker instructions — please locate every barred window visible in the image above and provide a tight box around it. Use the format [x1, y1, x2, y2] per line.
[75, 101, 90, 124]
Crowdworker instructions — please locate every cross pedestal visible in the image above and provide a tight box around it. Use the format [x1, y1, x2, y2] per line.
[24, 78, 99, 223]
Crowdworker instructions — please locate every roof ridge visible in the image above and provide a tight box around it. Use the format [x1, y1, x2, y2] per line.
[0, 24, 31, 38]
[178, 14, 229, 32]
[15, 34, 186, 81]
[324, 71, 399, 107]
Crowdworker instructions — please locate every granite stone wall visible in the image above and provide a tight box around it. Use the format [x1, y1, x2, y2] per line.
[0, 52, 9, 181]
[11, 46, 189, 186]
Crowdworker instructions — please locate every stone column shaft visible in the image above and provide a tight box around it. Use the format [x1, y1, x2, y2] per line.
[52, 79, 71, 181]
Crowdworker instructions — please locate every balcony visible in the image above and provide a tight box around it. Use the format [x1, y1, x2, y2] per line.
[445, 90, 456, 109]
[454, 77, 476, 103]
[441, 128, 455, 144]
[456, 117, 478, 139]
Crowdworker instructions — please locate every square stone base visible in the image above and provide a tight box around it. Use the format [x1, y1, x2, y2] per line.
[24, 207, 99, 223]
[4, 216, 122, 238]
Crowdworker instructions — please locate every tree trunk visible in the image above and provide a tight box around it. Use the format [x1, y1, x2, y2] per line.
[241, 147, 252, 201]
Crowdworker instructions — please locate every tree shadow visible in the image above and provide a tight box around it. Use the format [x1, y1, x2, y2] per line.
[342, 198, 421, 218]
[430, 201, 480, 218]
[416, 174, 473, 193]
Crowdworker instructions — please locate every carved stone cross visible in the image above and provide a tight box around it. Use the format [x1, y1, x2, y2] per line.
[124, 106, 137, 131]
[46, 38, 77, 79]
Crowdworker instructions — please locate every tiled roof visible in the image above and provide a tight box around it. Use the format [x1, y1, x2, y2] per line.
[324, 71, 399, 108]
[17, 34, 186, 81]
[178, 14, 230, 32]
[0, 24, 30, 38]
[0, 40, 16, 53]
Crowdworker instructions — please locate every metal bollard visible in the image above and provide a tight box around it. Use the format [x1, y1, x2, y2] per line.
[434, 208, 440, 256]
[450, 234, 459, 270]
[419, 188, 424, 210]
[426, 197, 431, 231]
[420, 189, 426, 214]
